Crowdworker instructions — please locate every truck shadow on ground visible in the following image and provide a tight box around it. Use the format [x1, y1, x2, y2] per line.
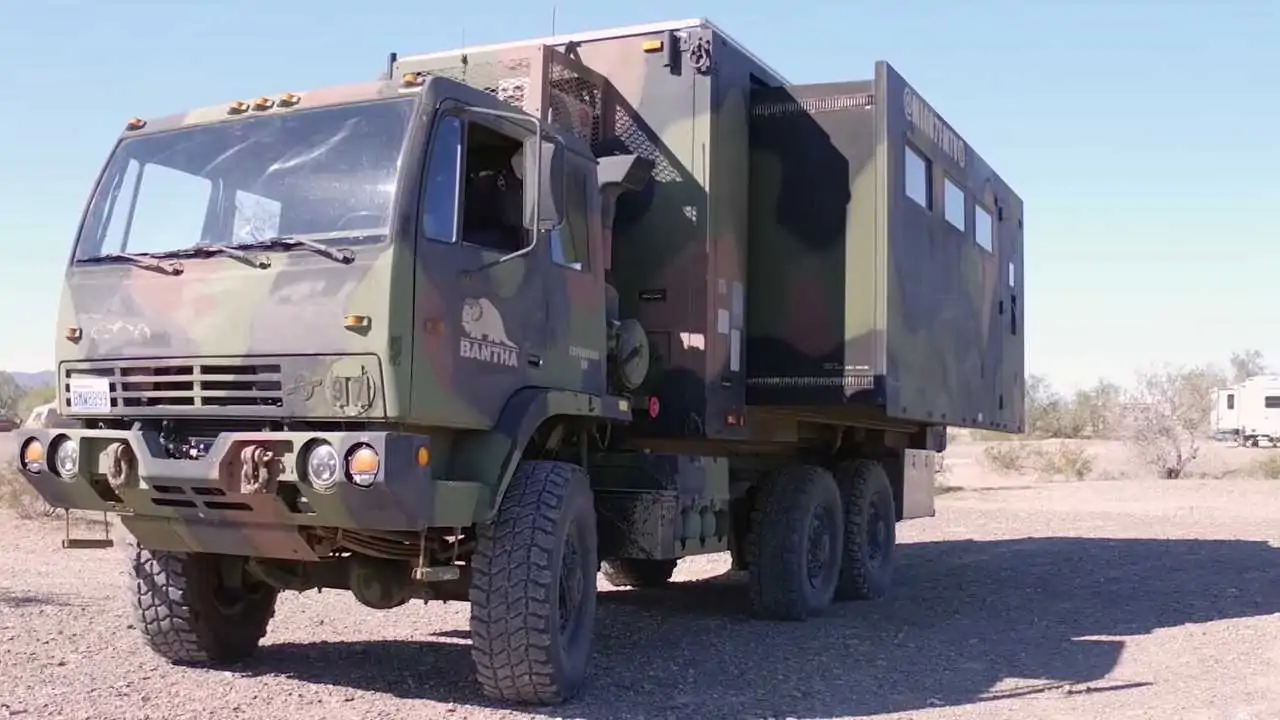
[243, 536, 1280, 718]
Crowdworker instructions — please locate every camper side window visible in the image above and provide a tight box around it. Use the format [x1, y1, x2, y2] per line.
[1227, 393, 1235, 410]
[1266, 396, 1280, 409]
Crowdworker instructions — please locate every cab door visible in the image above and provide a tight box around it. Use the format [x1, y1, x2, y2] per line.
[411, 106, 549, 429]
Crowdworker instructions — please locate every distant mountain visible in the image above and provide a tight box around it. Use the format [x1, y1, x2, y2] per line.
[7, 370, 54, 390]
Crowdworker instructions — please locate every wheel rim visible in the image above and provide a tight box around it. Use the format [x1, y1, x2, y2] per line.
[557, 520, 587, 654]
[866, 496, 889, 568]
[806, 500, 836, 590]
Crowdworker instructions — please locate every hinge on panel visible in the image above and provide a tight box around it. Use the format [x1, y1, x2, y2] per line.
[660, 31, 714, 76]
[686, 36, 714, 75]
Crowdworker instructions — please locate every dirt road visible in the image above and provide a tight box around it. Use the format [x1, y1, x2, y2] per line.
[1, 478, 1278, 720]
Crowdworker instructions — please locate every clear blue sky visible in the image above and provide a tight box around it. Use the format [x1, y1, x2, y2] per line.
[2, 0, 1276, 393]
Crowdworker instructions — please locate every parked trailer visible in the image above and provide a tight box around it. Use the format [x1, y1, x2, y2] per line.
[1211, 385, 1241, 442]
[1233, 375, 1280, 447]
[13, 18, 1025, 704]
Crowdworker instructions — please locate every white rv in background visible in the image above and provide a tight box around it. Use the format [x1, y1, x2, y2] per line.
[1211, 385, 1241, 441]
[1224, 375, 1280, 447]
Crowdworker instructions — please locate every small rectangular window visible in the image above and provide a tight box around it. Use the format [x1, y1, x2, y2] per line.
[943, 176, 965, 231]
[420, 114, 463, 244]
[551, 167, 589, 270]
[974, 203, 994, 253]
[904, 144, 930, 209]
[1265, 395, 1280, 409]
[1008, 261, 1016, 289]
[1227, 393, 1235, 410]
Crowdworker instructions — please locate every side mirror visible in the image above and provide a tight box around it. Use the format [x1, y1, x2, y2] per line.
[522, 138, 565, 231]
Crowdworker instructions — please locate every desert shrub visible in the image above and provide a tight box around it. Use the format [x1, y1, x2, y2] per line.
[983, 443, 1028, 472]
[0, 468, 54, 520]
[982, 441, 1095, 481]
[1033, 442, 1095, 481]
[1024, 375, 1125, 440]
[1249, 454, 1280, 480]
[1120, 363, 1224, 479]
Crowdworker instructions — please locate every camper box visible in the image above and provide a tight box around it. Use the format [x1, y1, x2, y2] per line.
[393, 18, 1026, 440]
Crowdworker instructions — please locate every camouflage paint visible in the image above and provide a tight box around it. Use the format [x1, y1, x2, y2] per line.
[744, 62, 1025, 434]
[14, 18, 1018, 560]
[57, 81, 422, 422]
[14, 60, 629, 553]
[880, 61, 1025, 433]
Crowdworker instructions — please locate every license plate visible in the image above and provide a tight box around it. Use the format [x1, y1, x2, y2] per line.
[67, 378, 111, 412]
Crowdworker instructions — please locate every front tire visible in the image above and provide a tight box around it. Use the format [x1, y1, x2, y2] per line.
[469, 460, 599, 705]
[127, 538, 279, 665]
[747, 465, 845, 621]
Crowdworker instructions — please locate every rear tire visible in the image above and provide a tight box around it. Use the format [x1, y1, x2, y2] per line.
[601, 558, 677, 588]
[127, 537, 278, 665]
[469, 460, 599, 705]
[746, 465, 844, 621]
[832, 459, 897, 601]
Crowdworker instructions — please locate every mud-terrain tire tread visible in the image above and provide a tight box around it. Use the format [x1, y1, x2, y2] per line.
[746, 465, 844, 621]
[833, 458, 897, 601]
[601, 558, 677, 588]
[127, 536, 278, 665]
[469, 460, 598, 705]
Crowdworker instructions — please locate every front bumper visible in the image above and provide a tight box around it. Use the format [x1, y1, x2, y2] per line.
[12, 428, 486, 561]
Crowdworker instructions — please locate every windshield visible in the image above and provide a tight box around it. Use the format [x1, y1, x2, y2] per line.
[73, 97, 415, 261]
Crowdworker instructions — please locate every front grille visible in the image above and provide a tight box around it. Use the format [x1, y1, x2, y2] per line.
[63, 361, 284, 410]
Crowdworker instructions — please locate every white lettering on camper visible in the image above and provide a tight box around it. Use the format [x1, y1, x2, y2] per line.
[903, 86, 967, 168]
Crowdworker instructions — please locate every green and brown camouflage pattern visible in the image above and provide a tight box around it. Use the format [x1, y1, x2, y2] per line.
[15, 45, 634, 557]
[13, 18, 1016, 559]
[746, 63, 1025, 434]
[394, 22, 785, 443]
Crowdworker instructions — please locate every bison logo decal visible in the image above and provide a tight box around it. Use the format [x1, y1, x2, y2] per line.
[459, 297, 519, 368]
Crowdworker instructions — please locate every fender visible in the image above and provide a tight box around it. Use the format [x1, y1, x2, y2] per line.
[450, 386, 632, 524]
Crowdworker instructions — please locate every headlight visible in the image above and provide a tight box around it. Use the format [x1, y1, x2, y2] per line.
[305, 442, 340, 490]
[52, 438, 79, 479]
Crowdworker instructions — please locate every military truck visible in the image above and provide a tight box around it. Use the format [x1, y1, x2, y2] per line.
[13, 18, 1024, 705]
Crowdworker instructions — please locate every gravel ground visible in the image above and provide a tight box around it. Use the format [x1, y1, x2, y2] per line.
[0, 432, 14, 465]
[2, 478, 1279, 720]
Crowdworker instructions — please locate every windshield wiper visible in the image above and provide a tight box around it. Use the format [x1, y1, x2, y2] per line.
[80, 252, 184, 275]
[249, 235, 355, 264]
[195, 243, 272, 268]
[152, 244, 272, 269]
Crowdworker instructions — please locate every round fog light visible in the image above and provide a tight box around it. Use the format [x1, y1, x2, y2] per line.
[306, 442, 340, 490]
[20, 438, 45, 474]
[52, 438, 79, 479]
[346, 444, 380, 488]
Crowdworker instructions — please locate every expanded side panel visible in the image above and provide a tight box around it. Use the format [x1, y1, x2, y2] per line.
[745, 81, 880, 406]
[878, 61, 1025, 432]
